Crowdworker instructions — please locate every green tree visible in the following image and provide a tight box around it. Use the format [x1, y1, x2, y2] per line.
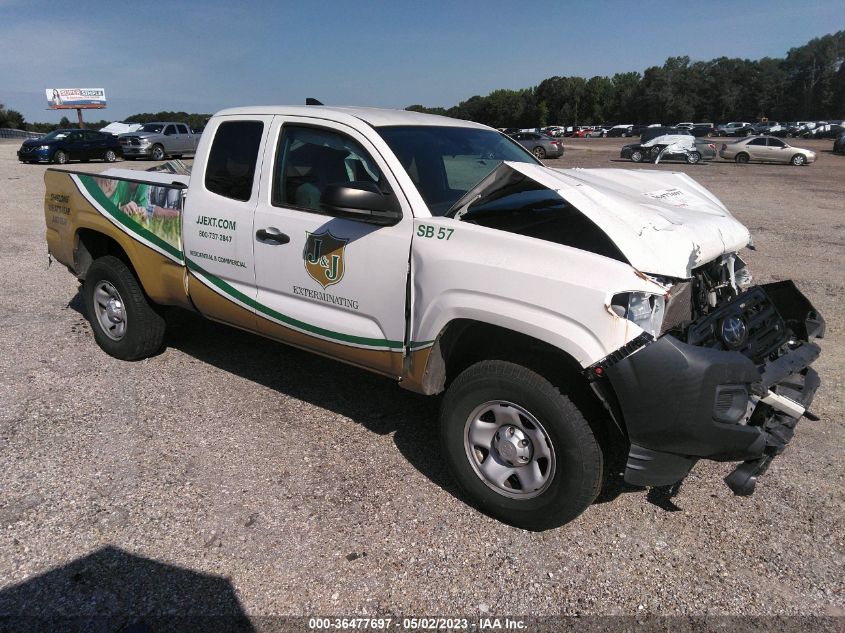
[0, 104, 26, 129]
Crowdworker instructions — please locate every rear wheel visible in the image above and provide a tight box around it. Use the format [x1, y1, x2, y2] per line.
[790, 154, 806, 166]
[686, 151, 701, 164]
[53, 150, 68, 164]
[104, 149, 117, 163]
[532, 146, 546, 159]
[440, 361, 604, 530]
[735, 153, 750, 164]
[83, 256, 166, 360]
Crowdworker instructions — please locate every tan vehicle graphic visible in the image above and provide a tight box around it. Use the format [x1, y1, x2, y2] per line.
[304, 230, 347, 288]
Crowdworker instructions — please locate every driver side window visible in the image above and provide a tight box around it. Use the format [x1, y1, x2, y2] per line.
[272, 126, 383, 212]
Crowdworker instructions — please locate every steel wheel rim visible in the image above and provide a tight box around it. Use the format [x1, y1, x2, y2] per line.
[93, 280, 127, 341]
[464, 400, 556, 499]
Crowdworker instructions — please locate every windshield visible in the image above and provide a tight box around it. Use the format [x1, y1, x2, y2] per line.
[141, 123, 165, 133]
[40, 130, 71, 141]
[376, 125, 537, 216]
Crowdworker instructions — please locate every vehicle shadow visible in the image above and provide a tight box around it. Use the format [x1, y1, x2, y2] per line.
[67, 299, 646, 518]
[0, 545, 254, 632]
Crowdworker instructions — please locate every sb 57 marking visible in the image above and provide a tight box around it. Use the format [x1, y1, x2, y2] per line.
[417, 224, 454, 240]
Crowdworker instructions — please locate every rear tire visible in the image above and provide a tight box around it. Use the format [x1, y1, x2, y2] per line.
[440, 360, 603, 530]
[735, 153, 750, 164]
[686, 151, 701, 164]
[83, 256, 166, 361]
[104, 149, 117, 163]
[532, 146, 546, 159]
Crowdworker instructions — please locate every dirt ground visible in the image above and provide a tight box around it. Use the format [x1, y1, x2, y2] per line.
[0, 136, 842, 624]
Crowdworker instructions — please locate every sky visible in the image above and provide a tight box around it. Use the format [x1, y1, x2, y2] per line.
[1, 0, 843, 123]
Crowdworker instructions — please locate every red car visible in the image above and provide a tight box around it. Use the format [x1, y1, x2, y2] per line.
[571, 127, 592, 138]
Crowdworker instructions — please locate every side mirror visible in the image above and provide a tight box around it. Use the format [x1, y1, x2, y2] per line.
[320, 182, 402, 226]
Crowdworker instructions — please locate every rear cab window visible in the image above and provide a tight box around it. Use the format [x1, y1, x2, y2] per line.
[204, 120, 264, 201]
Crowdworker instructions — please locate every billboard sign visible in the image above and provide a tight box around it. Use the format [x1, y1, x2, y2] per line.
[46, 88, 106, 109]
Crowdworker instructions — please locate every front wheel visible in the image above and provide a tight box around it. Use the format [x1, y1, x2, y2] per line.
[82, 256, 166, 360]
[790, 154, 806, 166]
[630, 149, 644, 162]
[53, 150, 68, 164]
[440, 361, 604, 530]
[150, 144, 165, 161]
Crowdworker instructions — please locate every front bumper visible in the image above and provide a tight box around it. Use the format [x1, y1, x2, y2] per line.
[120, 145, 153, 157]
[18, 147, 50, 162]
[600, 281, 824, 494]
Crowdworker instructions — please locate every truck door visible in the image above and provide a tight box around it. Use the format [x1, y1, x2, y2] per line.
[181, 116, 274, 332]
[251, 117, 413, 376]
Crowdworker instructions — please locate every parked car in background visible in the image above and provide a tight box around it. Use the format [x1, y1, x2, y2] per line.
[676, 122, 694, 129]
[571, 127, 592, 138]
[511, 132, 564, 159]
[503, 128, 521, 136]
[719, 136, 816, 165]
[833, 130, 845, 154]
[750, 121, 784, 136]
[621, 137, 716, 163]
[715, 122, 752, 136]
[587, 124, 613, 137]
[690, 123, 715, 137]
[620, 127, 704, 163]
[118, 122, 201, 160]
[606, 124, 633, 137]
[805, 122, 845, 139]
[17, 129, 122, 164]
[542, 126, 566, 137]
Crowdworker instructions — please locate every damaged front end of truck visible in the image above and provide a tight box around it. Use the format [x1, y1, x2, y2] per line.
[592, 265, 824, 496]
[452, 161, 824, 496]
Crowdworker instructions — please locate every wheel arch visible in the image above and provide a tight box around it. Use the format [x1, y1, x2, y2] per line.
[74, 225, 191, 308]
[409, 318, 594, 397]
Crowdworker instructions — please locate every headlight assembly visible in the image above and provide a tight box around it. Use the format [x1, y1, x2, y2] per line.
[611, 292, 666, 338]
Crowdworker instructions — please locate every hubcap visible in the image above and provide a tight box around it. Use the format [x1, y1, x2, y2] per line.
[464, 401, 556, 499]
[93, 281, 127, 341]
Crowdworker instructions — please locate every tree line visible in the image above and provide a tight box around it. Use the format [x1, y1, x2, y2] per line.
[407, 30, 845, 128]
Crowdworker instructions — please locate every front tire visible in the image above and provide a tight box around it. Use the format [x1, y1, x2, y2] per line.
[82, 256, 166, 361]
[151, 144, 165, 161]
[630, 149, 644, 162]
[53, 150, 68, 164]
[790, 154, 806, 166]
[440, 361, 603, 530]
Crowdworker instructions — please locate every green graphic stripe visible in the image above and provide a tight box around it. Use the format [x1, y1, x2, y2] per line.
[186, 258, 404, 350]
[77, 174, 183, 262]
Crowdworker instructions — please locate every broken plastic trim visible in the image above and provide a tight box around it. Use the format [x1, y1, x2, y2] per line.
[585, 332, 653, 382]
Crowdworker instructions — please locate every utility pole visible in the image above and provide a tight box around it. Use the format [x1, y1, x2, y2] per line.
[76, 108, 85, 129]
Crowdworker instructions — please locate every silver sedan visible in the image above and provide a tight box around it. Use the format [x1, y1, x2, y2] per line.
[719, 136, 816, 165]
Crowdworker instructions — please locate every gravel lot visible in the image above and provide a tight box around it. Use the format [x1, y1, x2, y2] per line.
[0, 137, 843, 623]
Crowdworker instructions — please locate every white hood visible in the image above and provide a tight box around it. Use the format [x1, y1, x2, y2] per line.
[454, 162, 751, 279]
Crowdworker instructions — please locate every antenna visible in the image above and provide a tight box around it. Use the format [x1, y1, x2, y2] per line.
[305, 98, 324, 106]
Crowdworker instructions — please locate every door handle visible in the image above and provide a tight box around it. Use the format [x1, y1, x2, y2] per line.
[256, 227, 290, 244]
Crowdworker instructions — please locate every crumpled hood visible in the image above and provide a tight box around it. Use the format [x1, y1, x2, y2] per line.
[455, 162, 751, 278]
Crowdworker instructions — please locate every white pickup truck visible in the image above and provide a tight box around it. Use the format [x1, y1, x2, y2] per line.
[44, 106, 824, 529]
